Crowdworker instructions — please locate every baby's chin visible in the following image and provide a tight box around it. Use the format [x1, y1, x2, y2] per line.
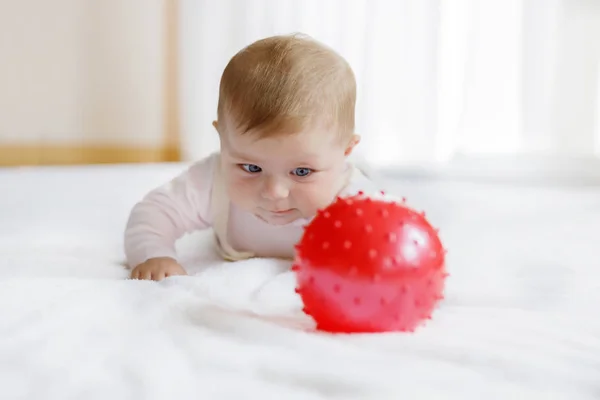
[254, 208, 312, 227]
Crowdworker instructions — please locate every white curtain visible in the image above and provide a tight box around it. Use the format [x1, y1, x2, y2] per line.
[178, 0, 600, 176]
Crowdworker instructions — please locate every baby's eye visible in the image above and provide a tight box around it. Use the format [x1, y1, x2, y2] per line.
[241, 164, 262, 173]
[292, 167, 312, 177]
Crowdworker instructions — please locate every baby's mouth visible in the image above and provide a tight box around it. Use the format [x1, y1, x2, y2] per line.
[270, 209, 292, 214]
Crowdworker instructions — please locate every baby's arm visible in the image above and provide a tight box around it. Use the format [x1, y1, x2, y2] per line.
[124, 155, 216, 277]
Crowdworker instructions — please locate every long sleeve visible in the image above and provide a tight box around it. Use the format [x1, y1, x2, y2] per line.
[123, 153, 218, 268]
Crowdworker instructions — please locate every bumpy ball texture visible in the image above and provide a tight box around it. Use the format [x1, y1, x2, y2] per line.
[292, 193, 447, 334]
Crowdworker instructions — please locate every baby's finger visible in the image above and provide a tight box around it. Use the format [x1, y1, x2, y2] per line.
[130, 269, 139, 280]
[151, 271, 165, 281]
[166, 269, 186, 278]
[140, 269, 153, 280]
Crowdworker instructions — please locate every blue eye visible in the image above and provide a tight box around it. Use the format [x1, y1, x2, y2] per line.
[241, 164, 262, 173]
[292, 167, 312, 177]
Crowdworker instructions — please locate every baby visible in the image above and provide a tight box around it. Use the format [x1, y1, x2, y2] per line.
[124, 33, 380, 281]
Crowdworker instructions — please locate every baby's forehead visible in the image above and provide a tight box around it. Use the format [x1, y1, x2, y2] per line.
[225, 126, 341, 161]
[238, 124, 339, 146]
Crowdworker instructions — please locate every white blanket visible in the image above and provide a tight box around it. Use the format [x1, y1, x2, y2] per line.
[0, 164, 598, 399]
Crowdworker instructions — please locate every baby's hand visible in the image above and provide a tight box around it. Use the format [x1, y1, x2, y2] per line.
[130, 257, 187, 281]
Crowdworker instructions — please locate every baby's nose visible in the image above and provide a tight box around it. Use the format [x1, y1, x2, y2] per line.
[261, 177, 289, 200]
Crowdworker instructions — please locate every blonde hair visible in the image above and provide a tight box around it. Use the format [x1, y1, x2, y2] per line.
[217, 33, 356, 139]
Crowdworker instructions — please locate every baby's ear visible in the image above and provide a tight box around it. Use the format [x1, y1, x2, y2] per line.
[344, 134, 361, 156]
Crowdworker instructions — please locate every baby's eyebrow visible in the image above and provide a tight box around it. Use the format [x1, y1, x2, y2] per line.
[293, 153, 326, 163]
[229, 149, 260, 162]
[293, 159, 318, 166]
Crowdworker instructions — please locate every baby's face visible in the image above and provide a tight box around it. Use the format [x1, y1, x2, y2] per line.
[218, 120, 357, 225]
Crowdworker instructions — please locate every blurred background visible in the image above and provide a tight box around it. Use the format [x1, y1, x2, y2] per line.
[0, 0, 599, 182]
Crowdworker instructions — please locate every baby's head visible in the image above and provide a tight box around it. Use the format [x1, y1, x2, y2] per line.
[213, 33, 360, 225]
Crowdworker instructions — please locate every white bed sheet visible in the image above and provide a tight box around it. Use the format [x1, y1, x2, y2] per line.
[0, 163, 598, 400]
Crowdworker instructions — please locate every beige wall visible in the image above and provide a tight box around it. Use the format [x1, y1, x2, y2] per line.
[0, 0, 179, 165]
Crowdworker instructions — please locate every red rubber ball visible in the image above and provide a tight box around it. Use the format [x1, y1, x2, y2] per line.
[293, 194, 447, 334]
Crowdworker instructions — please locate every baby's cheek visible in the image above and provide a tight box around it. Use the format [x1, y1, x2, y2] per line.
[296, 182, 335, 212]
[227, 176, 258, 205]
